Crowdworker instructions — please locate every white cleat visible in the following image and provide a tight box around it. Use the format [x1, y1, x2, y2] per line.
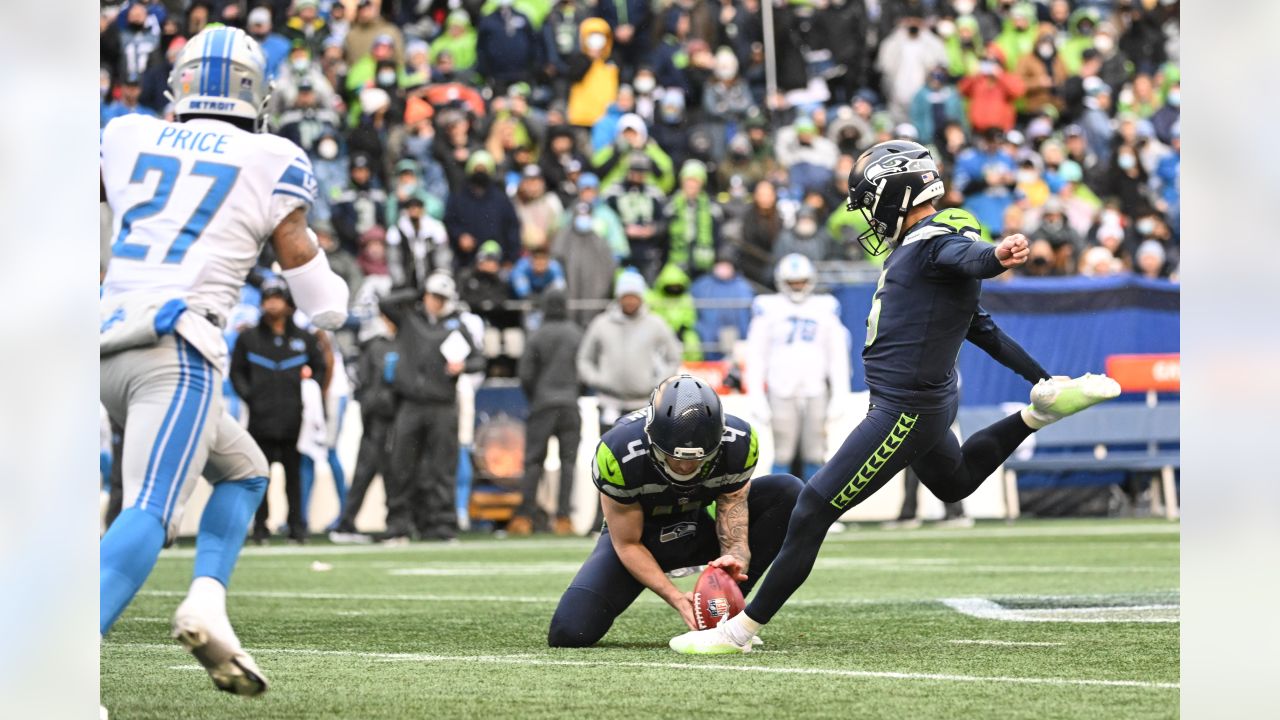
[669, 624, 753, 655]
[1022, 373, 1122, 429]
[751, 635, 764, 647]
[172, 601, 268, 697]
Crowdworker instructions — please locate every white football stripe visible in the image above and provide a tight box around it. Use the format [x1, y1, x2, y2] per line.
[114, 643, 1175, 690]
[942, 598, 1180, 623]
[949, 639, 1065, 647]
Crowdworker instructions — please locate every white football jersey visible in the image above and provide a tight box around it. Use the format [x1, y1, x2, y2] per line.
[101, 114, 315, 365]
[746, 293, 852, 399]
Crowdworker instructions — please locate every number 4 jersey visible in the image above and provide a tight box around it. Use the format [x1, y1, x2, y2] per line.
[101, 114, 316, 366]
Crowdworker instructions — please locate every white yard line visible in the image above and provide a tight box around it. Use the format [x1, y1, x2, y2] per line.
[949, 639, 1064, 647]
[112, 643, 1175, 690]
[155, 523, 1178, 559]
[942, 598, 1180, 623]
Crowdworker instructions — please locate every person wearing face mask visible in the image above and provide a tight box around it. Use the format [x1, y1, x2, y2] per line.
[343, 34, 403, 123]
[591, 113, 675, 194]
[552, 202, 619, 328]
[567, 18, 620, 130]
[1059, 7, 1102, 74]
[876, 14, 949, 122]
[645, 264, 702, 361]
[444, 151, 522, 269]
[1015, 29, 1068, 117]
[703, 46, 753, 155]
[1091, 23, 1133, 99]
[271, 43, 338, 117]
[772, 206, 835, 265]
[1031, 196, 1083, 256]
[1103, 147, 1152, 220]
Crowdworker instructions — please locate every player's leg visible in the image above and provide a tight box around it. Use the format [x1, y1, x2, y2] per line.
[769, 394, 801, 476]
[298, 454, 315, 528]
[281, 443, 306, 542]
[512, 406, 555, 532]
[420, 404, 461, 538]
[333, 411, 386, 535]
[383, 404, 423, 540]
[671, 407, 951, 653]
[739, 473, 804, 595]
[799, 393, 828, 481]
[250, 436, 280, 542]
[172, 411, 270, 696]
[554, 405, 582, 526]
[548, 528, 646, 647]
[325, 395, 349, 526]
[100, 337, 218, 636]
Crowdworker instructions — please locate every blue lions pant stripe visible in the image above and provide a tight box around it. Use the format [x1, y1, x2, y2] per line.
[138, 336, 191, 511]
[160, 340, 215, 524]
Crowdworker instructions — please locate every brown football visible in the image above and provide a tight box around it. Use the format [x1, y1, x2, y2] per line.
[693, 565, 745, 630]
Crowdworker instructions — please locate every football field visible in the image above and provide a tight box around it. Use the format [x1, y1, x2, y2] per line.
[102, 519, 1179, 719]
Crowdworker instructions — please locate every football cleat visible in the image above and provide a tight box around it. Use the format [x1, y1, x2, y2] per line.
[172, 601, 268, 697]
[1022, 373, 1121, 429]
[669, 624, 753, 655]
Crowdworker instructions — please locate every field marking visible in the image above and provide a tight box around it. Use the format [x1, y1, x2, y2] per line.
[115, 643, 1177, 691]
[942, 598, 1180, 623]
[121, 617, 170, 623]
[139, 589, 555, 603]
[155, 523, 1178, 559]
[949, 640, 1064, 647]
[167, 665, 205, 671]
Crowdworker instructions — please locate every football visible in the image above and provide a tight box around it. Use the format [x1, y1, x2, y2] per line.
[692, 565, 746, 630]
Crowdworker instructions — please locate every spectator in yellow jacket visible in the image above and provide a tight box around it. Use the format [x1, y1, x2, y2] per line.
[567, 17, 619, 130]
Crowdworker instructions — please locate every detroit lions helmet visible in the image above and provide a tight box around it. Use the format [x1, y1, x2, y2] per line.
[775, 253, 816, 303]
[644, 374, 725, 488]
[846, 140, 945, 256]
[168, 26, 271, 131]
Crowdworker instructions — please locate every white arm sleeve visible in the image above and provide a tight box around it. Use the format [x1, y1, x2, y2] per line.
[281, 250, 350, 330]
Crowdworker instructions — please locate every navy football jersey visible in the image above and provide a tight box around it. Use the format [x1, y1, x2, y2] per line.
[592, 409, 759, 519]
[862, 208, 1007, 412]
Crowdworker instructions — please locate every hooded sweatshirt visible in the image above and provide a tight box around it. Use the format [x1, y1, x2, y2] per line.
[567, 18, 619, 127]
[576, 301, 682, 405]
[645, 263, 701, 361]
[519, 291, 585, 413]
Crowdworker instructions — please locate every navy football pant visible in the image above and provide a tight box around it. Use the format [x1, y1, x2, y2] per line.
[548, 473, 803, 647]
[745, 403, 1034, 624]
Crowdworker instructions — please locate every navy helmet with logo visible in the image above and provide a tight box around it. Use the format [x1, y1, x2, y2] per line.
[846, 140, 945, 256]
[644, 374, 724, 487]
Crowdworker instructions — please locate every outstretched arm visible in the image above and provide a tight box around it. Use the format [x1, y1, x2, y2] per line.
[271, 208, 349, 330]
[602, 494, 699, 630]
[931, 233, 1029, 279]
[966, 307, 1049, 384]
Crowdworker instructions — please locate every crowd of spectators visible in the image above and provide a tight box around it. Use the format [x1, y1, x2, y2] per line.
[100, 0, 1181, 534]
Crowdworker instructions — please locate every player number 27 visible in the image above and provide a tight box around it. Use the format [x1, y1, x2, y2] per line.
[111, 153, 240, 264]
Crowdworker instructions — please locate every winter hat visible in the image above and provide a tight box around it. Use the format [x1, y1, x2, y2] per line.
[614, 271, 647, 299]
[579, 172, 600, 190]
[541, 288, 568, 321]
[1136, 239, 1166, 265]
[477, 240, 503, 261]
[465, 151, 496, 174]
[679, 159, 708, 184]
[616, 113, 648, 143]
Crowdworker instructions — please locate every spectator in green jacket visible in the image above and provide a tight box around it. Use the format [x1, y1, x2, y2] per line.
[663, 160, 721, 281]
[646, 263, 702, 361]
[945, 15, 986, 79]
[430, 10, 478, 73]
[590, 112, 674, 193]
[994, 2, 1038, 71]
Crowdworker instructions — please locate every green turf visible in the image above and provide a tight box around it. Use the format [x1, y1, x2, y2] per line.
[101, 519, 1179, 719]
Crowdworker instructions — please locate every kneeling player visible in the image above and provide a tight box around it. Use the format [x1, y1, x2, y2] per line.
[548, 374, 802, 647]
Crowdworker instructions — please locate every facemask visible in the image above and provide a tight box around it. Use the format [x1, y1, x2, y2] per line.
[1043, 215, 1063, 230]
[573, 214, 592, 233]
[1137, 218, 1156, 235]
[935, 20, 955, 38]
[292, 58, 310, 73]
[796, 220, 817, 237]
[399, 180, 417, 194]
[585, 33, 606, 52]
[634, 76, 656, 94]
[1094, 35, 1114, 54]
[1117, 154, 1136, 171]
[714, 65, 735, 81]
[1167, 90, 1180, 107]
[1017, 170, 1038, 185]
[377, 69, 397, 87]
[317, 138, 339, 160]
[953, 0, 976, 14]
[1037, 43, 1054, 59]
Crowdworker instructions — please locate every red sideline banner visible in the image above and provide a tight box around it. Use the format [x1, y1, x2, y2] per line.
[1105, 353, 1180, 393]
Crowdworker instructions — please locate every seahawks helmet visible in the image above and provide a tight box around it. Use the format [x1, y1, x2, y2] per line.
[168, 26, 271, 131]
[644, 374, 724, 487]
[846, 140, 945, 256]
[775, 253, 816, 303]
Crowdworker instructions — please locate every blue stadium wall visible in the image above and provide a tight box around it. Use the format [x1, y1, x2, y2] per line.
[833, 276, 1180, 405]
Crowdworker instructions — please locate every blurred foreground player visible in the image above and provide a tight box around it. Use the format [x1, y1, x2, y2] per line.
[671, 140, 1117, 654]
[548, 375, 802, 647]
[99, 27, 349, 695]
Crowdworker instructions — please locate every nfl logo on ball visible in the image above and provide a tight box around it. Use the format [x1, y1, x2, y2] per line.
[708, 598, 729, 619]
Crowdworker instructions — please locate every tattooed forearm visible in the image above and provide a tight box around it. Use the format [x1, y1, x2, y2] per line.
[716, 484, 751, 565]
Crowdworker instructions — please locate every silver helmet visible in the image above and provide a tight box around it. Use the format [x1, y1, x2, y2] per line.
[775, 253, 816, 303]
[168, 26, 271, 131]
